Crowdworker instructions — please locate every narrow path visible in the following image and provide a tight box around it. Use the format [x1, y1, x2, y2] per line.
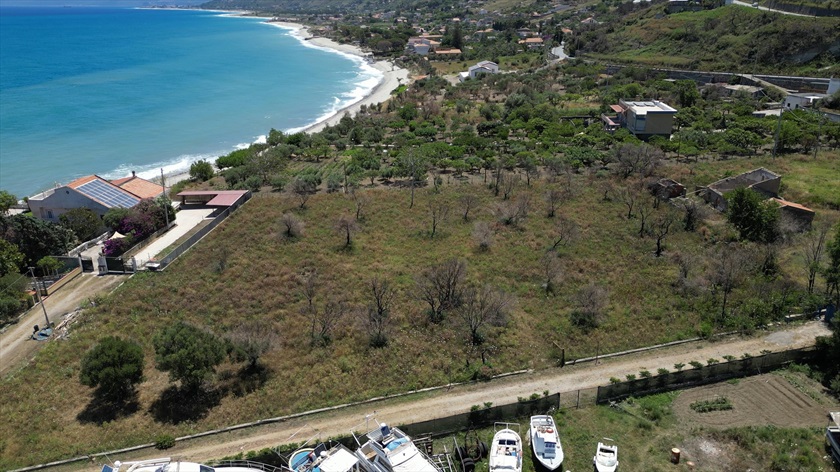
[55, 321, 829, 471]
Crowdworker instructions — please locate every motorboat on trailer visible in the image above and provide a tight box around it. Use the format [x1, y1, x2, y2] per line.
[354, 423, 442, 472]
[488, 423, 522, 472]
[288, 443, 370, 472]
[528, 415, 563, 470]
[593, 438, 619, 472]
[828, 411, 840, 465]
[102, 458, 278, 472]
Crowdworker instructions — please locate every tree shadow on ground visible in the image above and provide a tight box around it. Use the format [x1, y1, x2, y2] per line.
[77, 390, 140, 425]
[149, 385, 223, 424]
[228, 363, 271, 398]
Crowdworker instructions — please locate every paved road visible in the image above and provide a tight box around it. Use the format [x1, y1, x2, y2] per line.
[55, 321, 830, 470]
[550, 42, 571, 61]
[732, 0, 815, 16]
[0, 273, 126, 376]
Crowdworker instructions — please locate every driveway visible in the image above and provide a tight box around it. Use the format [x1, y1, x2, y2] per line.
[0, 273, 125, 376]
[132, 206, 215, 267]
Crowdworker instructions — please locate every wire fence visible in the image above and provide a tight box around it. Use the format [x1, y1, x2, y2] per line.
[595, 346, 818, 404]
[156, 192, 252, 271]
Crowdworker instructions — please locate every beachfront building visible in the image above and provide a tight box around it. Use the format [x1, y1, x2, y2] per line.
[28, 172, 163, 223]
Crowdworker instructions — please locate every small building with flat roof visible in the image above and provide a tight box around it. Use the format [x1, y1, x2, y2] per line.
[176, 190, 250, 207]
[612, 100, 677, 138]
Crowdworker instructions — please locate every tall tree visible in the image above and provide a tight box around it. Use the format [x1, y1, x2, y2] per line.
[0, 190, 17, 215]
[726, 187, 779, 244]
[153, 322, 226, 390]
[802, 222, 830, 295]
[59, 208, 105, 242]
[80, 337, 144, 401]
[0, 214, 76, 267]
[396, 149, 429, 209]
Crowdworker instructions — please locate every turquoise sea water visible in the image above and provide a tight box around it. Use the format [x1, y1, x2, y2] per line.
[0, 7, 381, 197]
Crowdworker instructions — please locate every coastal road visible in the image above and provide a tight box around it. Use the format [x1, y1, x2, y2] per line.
[732, 0, 815, 16]
[0, 273, 126, 376]
[57, 321, 830, 470]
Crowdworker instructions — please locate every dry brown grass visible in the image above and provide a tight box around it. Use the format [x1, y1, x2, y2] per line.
[1, 158, 836, 468]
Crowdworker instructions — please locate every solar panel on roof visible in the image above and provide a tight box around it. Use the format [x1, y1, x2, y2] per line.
[77, 180, 140, 208]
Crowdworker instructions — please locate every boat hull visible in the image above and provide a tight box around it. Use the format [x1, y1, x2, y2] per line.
[528, 416, 563, 471]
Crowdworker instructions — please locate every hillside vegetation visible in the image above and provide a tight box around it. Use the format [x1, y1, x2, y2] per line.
[1, 152, 839, 468]
[570, 5, 840, 76]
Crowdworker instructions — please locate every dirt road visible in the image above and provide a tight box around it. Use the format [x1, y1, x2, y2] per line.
[55, 321, 829, 470]
[0, 273, 127, 376]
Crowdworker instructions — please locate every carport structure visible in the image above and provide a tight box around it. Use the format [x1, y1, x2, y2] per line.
[176, 190, 250, 207]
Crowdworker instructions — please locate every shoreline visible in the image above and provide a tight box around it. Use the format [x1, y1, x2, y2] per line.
[155, 21, 409, 190]
[265, 20, 409, 134]
[18, 14, 409, 200]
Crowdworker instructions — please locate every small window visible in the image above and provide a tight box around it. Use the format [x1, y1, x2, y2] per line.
[47, 210, 53, 219]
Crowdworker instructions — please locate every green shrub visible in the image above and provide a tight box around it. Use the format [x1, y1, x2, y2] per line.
[689, 360, 704, 369]
[155, 434, 176, 450]
[690, 397, 733, 413]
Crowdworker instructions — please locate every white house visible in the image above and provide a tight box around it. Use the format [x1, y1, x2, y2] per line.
[459, 61, 499, 82]
[28, 173, 163, 223]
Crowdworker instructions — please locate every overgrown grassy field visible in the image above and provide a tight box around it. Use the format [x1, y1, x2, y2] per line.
[0, 154, 837, 468]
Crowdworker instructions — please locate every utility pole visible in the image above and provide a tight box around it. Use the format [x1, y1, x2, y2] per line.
[161, 168, 169, 228]
[28, 267, 50, 328]
[813, 113, 823, 160]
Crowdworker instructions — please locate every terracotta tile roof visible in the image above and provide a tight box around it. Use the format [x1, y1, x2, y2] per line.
[115, 176, 164, 199]
[66, 175, 99, 189]
[772, 198, 814, 213]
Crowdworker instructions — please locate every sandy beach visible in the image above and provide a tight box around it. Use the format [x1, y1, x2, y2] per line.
[267, 21, 410, 134]
[156, 20, 408, 189]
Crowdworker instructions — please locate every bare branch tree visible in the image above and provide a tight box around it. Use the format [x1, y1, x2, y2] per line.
[454, 284, 513, 348]
[500, 171, 518, 200]
[599, 179, 615, 202]
[472, 221, 493, 252]
[549, 214, 579, 251]
[364, 277, 395, 348]
[416, 259, 467, 323]
[707, 245, 753, 324]
[617, 185, 639, 219]
[570, 283, 609, 331]
[310, 297, 347, 347]
[459, 193, 479, 221]
[335, 214, 359, 248]
[649, 209, 679, 257]
[299, 268, 318, 316]
[678, 197, 706, 232]
[290, 177, 316, 209]
[351, 190, 370, 221]
[636, 197, 654, 238]
[226, 320, 278, 369]
[802, 222, 830, 294]
[493, 193, 531, 226]
[613, 143, 662, 179]
[545, 187, 564, 218]
[540, 251, 563, 296]
[428, 198, 450, 238]
[279, 212, 304, 239]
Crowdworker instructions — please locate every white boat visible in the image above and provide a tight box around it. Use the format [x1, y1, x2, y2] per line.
[593, 439, 619, 472]
[827, 411, 840, 464]
[488, 423, 522, 472]
[528, 415, 563, 470]
[102, 458, 281, 472]
[355, 423, 441, 472]
[289, 443, 370, 472]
